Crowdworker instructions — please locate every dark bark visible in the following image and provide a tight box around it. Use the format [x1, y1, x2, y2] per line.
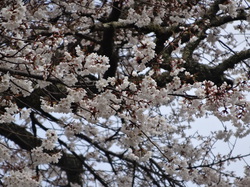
[0, 121, 85, 186]
[100, 1, 122, 78]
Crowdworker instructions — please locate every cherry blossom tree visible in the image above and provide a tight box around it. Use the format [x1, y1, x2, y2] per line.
[0, 0, 250, 186]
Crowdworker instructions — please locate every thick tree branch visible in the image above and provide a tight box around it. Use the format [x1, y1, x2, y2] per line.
[102, 2, 122, 78]
[0, 67, 61, 83]
[0, 122, 41, 150]
[215, 48, 250, 73]
[0, 122, 84, 186]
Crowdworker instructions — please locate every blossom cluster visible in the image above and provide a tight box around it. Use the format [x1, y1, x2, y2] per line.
[1, 0, 26, 30]
[132, 37, 156, 71]
[3, 167, 42, 187]
[0, 0, 249, 186]
[31, 130, 61, 166]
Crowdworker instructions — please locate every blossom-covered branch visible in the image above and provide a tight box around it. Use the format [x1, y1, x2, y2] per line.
[0, 0, 250, 186]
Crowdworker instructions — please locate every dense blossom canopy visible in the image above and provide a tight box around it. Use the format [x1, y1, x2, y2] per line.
[0, 0, 250, 186]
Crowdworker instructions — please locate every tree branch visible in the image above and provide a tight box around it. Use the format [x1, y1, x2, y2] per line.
[101, 1, 122, 78]
[215, 42, 250, 73]
[0, 67, 61, 83]
[0, 122, 41, 150]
